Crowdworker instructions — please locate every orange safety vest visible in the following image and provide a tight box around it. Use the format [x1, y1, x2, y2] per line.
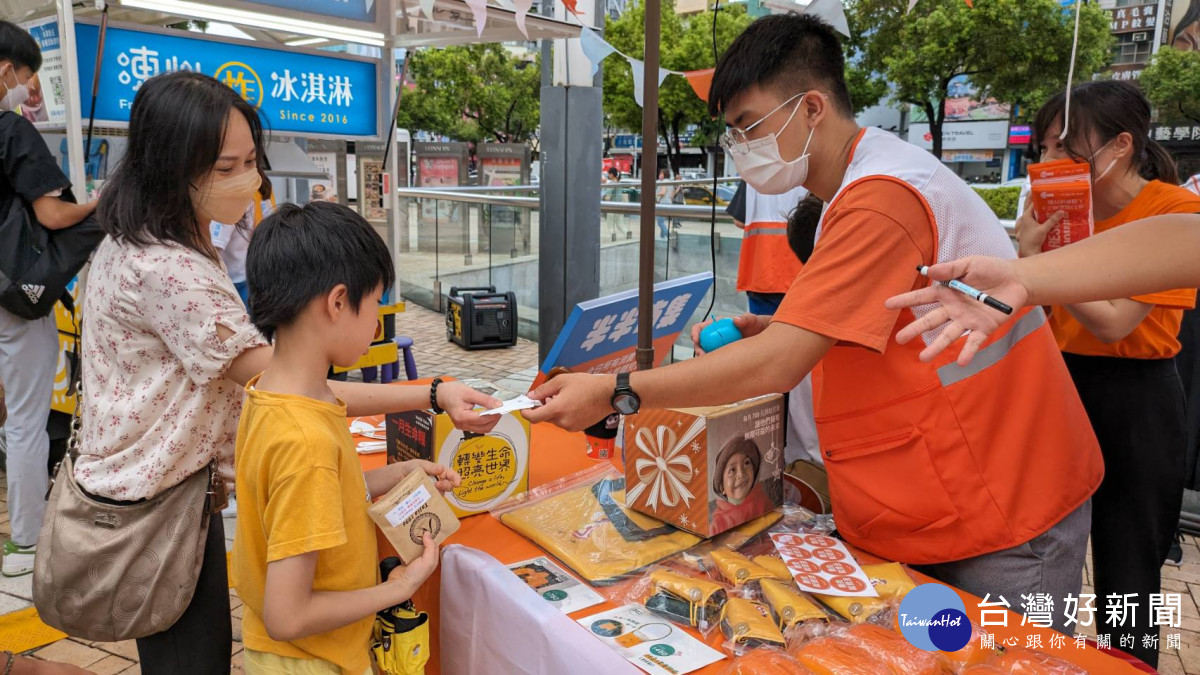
[812, 128, 1103, 565]
[737, 186, 808, 294]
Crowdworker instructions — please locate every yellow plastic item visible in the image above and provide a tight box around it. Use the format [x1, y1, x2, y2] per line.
[721, 598, 786, 648]
[760, 578, 826, 630]
[813, 562, 915, 622]
[496, 467, 702, 584]
[650, 570, 725, 606]
[753, 555, 793, 581]
[372, 606, 430, 675]
[711, 550, 774, 586]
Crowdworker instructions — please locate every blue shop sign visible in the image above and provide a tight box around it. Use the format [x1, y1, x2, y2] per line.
[75, 22, 379, 137]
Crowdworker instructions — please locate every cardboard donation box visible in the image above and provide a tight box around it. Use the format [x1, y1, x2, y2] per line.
[624, 395, 785, 537]
[387, 408, 531, 518]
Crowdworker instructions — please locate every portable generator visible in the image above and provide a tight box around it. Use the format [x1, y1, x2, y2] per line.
[445, 286, 518, 350]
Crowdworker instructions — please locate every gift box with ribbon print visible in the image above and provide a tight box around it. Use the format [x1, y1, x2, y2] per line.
[624, 395, 785, 537]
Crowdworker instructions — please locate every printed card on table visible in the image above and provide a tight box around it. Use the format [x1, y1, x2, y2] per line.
[770, 532, 878, 598]
[507, 556, 604, 615]
[580, 604, 725, 675]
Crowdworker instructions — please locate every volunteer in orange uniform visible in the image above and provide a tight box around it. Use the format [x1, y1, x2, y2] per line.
[1018, 81, 1197, 667]
[727, 181, 808, 315]
[526, 14, 1102, 634]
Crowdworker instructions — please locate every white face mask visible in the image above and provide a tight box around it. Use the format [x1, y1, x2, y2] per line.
[0, 65, 30, 112]
[722, 93, 816, 195]
[1089, 140, 1119, 184]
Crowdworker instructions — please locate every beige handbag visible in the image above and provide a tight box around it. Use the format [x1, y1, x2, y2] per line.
[32, 319, 220, 642]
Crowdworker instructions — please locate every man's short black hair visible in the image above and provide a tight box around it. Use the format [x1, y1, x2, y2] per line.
[0, 21, 43, 73]
[607, 167, 620, 178]
[246, 201, 395, 341]
[709, 13, 852, 119]
[787, 194, 824, 264]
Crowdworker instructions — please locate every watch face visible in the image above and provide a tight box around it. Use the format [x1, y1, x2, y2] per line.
[613, 393, 639, 415]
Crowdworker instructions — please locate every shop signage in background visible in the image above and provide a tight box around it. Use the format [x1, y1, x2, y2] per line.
[1150, 123, 1200, 144]
[237, 0, 379, 23]
[1008, 125, 1032, 146]
[909, 74, 1010, 123]
[940, 149, 996, 163]
[1108, 3, 1158, 34]
[73, 21, 379, 137]
[1109, 63, 1146, 82]
[613, 134, 642, 149]
[17, 17, 67, 127]
[306, 151, 339, 202]
[907, 120, 1010, 151]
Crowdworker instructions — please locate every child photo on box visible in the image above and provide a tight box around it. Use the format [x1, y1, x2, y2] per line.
[710, 438, 779, 533]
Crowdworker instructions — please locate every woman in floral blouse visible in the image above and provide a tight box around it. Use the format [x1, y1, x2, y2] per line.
[76, 71, 500, 673]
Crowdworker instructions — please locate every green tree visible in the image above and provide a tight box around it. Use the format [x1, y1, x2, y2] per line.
[1141, 47, 1200, 126]
[397, 44, 540, 143]
[847, 0, 1110, 158]
[602, 2, 887, 172]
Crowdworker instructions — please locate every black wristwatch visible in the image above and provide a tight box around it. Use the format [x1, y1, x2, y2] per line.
[611, 372, 641, 415]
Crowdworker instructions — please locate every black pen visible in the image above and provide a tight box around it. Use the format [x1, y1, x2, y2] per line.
[917, 265, 1014, 315]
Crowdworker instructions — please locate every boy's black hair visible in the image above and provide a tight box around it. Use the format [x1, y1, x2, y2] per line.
[708, 13, 852, 119]
[0, 21, 42, 73]
[786, 193, 824, 264]
[606, 167, 620, 179]
[246, 201, 395, 341]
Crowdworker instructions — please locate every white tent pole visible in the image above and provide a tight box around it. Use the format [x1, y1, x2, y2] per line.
[57, 0, 87, 194]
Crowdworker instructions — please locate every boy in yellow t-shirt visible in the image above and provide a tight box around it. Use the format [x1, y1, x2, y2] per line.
[232, 201, 474, 674]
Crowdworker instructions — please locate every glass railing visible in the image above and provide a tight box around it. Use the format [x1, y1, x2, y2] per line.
[394, 180, 743, 357]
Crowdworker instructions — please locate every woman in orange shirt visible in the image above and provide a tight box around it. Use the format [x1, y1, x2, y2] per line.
[1019, 81, 1198, 669]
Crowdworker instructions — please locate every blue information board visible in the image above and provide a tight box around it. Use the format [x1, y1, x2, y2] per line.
[535, 272, 714, 386]
[74, 22, 379, 137]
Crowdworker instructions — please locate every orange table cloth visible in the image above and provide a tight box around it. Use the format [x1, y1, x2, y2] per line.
[356, 419, 1137, 674]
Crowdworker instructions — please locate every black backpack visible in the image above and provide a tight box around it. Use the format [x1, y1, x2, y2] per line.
[0, 191, 103, 319]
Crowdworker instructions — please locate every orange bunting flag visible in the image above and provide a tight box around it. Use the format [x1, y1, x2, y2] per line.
[562, 0, 580, 15]
[684, 69, 715, 103]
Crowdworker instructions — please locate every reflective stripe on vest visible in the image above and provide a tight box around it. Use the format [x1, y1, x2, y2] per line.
[936, 308, 1046, 387]
[743, 225, 788, 237]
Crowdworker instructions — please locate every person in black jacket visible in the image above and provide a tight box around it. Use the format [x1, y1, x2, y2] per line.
[0, 20, 95, 578]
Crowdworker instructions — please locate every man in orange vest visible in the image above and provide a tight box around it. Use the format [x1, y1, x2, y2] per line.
[527, 13, 1102, 634]
[727, 181, 808, 315]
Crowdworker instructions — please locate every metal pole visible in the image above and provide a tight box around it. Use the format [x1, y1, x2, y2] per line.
[57, 0, 87, 193]
[635, 0, 661, 372]
[84, 5, 108, 168]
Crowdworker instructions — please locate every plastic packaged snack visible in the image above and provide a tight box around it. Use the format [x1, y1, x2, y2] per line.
[760, 578, 827, 631]
[965, 648, 1087, 674]
[753, 555, 792, 581]
[1028, 158, 1094, 251]
[812, 562, 915, 623]
[643, 569, 728, 632]
[837, 623, 954, 674]
[787, 634, 893, 675]
[723, 649, 813, 675]
[721, 597, 787, 650]
[493, 465, 702, 584]
[941, 622, 997, 670]
[711, 550, 775, 587]
[677, 505, 817, 574]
